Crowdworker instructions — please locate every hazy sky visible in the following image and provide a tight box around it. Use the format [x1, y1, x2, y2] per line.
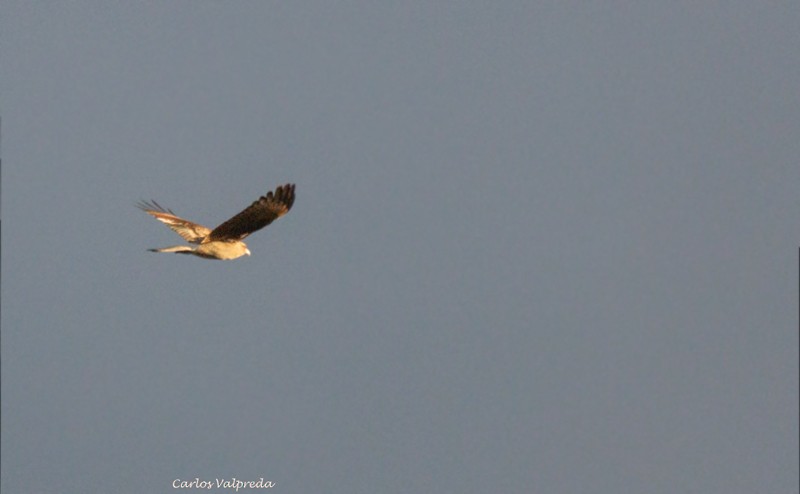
[3, 2, 798, 493]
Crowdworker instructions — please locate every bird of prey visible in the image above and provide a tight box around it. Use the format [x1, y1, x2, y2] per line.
[137, 183, 295, 260]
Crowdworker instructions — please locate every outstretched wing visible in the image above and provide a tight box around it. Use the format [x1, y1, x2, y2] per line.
[137, 200, 212, 244]
[207, 183, 295, 242]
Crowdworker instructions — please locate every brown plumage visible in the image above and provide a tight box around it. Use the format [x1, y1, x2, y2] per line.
[138, 183, 295, 260]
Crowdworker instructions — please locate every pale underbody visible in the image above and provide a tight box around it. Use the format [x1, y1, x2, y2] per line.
[150, 240, 251, 260]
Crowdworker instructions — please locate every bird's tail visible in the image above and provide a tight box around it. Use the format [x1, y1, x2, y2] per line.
[147, 245, 195, 254]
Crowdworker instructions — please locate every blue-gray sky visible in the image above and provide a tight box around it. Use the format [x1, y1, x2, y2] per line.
[3, 2, 798, 493]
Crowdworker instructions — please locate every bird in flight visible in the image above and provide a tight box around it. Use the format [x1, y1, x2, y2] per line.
[137, 183, 295, 260]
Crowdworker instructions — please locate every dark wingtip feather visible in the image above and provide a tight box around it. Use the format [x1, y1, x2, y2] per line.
[136, 199, 175, 215]
[274, 183, 296, 210]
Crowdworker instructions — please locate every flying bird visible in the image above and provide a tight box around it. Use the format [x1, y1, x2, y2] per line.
[137, 183, 295, 260]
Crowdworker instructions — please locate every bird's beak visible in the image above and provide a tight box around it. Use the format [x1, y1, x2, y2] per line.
[245, 248, 251, 256]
